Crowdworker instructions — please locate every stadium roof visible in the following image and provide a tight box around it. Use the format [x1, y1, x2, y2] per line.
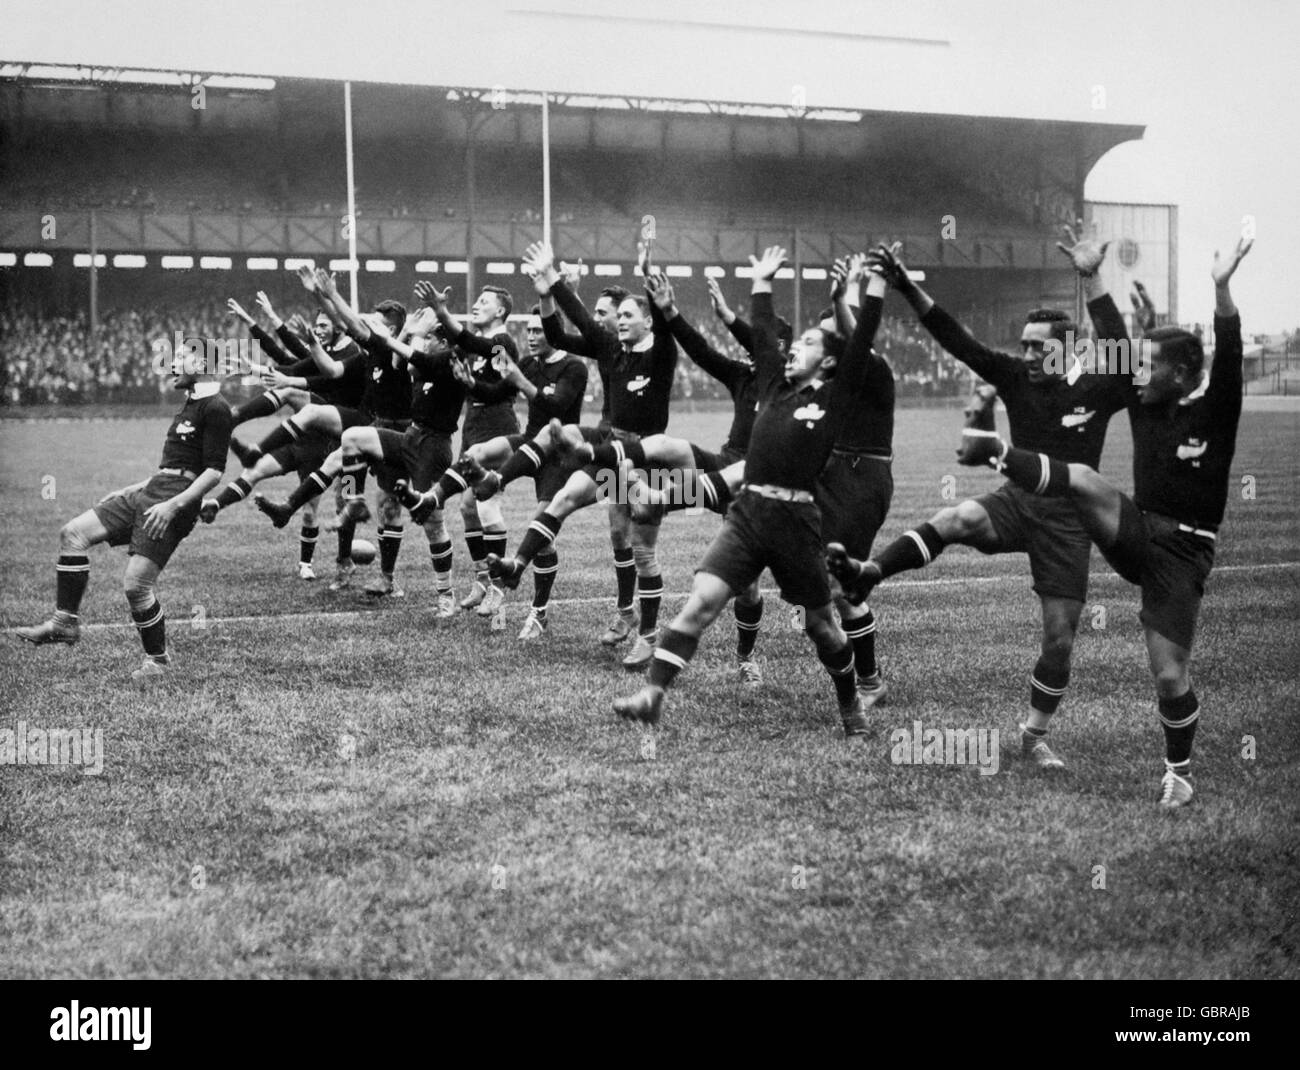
[3, 0, 1145, 127]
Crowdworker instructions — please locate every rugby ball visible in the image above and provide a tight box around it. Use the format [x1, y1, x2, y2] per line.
[350, 539, 377, 566]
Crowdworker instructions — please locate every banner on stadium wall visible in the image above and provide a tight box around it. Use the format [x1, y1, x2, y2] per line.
[1083, 201, 1178, 325]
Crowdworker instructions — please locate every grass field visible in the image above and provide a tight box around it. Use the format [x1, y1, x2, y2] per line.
[1, 401, 1297, 978]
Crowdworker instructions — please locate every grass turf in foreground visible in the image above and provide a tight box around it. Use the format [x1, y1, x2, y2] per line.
[0, 407, 1297, 977]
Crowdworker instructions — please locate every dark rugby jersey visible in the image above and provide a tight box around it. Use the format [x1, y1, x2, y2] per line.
[275, 322, 313, 361]
[542, 286, 615, 423]
[301, 350, 367, 412]
[453, 326, 521, 436]
[359, 331, 412, 422]
[551, 280, 676, 435]
[744, 292, 882, 491]
[250, 324, 293, 366]
[406, 342, 466, 434]
[920, 295, 1131, 468]
[522, 350, 588, 437]
[1128, 312, 1242, 529]
[159, 389, 233, 474]
[833, 344, 895, 455]
[668, 312, 758, 454]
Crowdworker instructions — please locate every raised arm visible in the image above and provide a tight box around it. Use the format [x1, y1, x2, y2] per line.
[837, 271, 888, 397]
[707, 277, 755, 355]
[315, 269, 372, 342]
[868, 241, 1015, 387]
[1205, 230, 1252, 405]
[650, 274, 742, 388]
[747, 245, 789, 384]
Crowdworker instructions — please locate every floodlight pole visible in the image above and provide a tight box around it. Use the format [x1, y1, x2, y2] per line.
[792, 226, 802, 328]
[343, 80, 359, 311]
[542, 91, 552, 247]
[88, 208, 99, 345]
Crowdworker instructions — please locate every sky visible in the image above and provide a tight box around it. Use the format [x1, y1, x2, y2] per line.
[3, 0, 1296, 332]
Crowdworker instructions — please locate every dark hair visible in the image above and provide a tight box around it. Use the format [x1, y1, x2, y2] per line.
[775, 316, 794, 351]
[374, 299, 407, 332]
[1024, 308, 1074, 344]
[820, 328, 846, 362]
[816, 305, 835, 324]
[480, 285, 513, 319]
[1146, 326, 1204, 376]
[529, 303, 542, 318]
[599, 285, 630, 305]
[621, 294, 652, 318]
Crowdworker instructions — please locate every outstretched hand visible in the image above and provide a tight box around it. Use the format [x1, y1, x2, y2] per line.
[254, 291, 276, 320]
[313, 268, 339, 296]
[644, 270, 675, 311]
[1130, 281, 1157, 332]
[522, 241, 556, 277]
[227, 298, 254, 325]
[706, 277, 731, 319]
[295, 264, 318, 292]
[1056, 221, 1109, 277]
[749, 245, 788, 282]
[1211, 233, 1253, 287]
[829, 257, 850, 302]
[559, 259, 583, 289]
[865, 242, 909, 289]
[414, 280, 451, 310]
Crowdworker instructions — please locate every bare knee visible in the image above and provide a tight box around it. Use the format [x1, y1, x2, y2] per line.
[60, 522, 91, 554]
[1153, 661, 1190, 698]
[377, 493, 403, 527]
[632, 542, 659, 576]
[802, 607, 841, 649]
[932, 501, 983, 541]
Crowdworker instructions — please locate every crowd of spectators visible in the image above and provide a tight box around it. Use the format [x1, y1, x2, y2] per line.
[1, 288, 982, 408]
[0, 299, 238, 405]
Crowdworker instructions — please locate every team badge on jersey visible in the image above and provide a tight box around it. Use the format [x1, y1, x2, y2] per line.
[1061, 408, 1096, 431]
[626, 375, 651, 393]
[1176, 437, 1207, 464]
[175, 419, 196, 438]
[793, 402, 826, 428]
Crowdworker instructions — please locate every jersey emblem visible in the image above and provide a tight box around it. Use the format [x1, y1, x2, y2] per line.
[472, 356, 487, 374]
[626, 375, 651, 393]
[1176, 439, 1208, 461]
[423, 382, 433, 394]
[1061, 409, 1095, 429]
[542, 385, 556, 395]
[175, 419, 196, 437]
[372, 367, 383, 381]
[793, 402, 826, 427]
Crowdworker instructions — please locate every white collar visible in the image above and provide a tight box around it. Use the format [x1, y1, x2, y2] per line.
[1179, 371, 1210, 405]
[188, 382, 221, 399]
[626, 334, 655, 354]
[544, 350, 567, 364]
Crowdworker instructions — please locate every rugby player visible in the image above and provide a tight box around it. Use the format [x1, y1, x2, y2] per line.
[612, 246, 885, 735]
[484, 242, 679, 668]
[827, 231, 1132, 767]
[952, 232, 1253, 807]
[253, 305, 467, 618]
[16, 343, 233, 681]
